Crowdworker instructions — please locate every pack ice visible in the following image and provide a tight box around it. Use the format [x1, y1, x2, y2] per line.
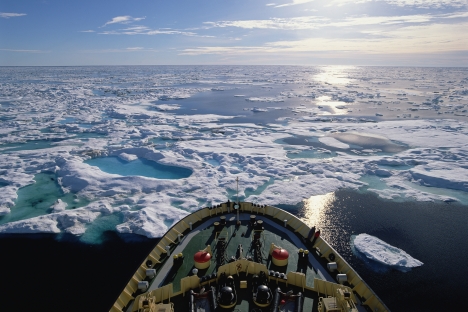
[0, 66, 467, 241]
[353, 234, 423, 271]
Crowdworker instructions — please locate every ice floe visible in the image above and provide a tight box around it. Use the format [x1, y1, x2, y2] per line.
[154, 104, 181, 111]
[318, 137, 350, 149]
[246, 97, 284, 102]
[51, 199, 68, 213]
[118, 152, 139, 162]
[352, 234, 423, 272]
[0, 66, 467, 240]
[251, 107, 268, 112]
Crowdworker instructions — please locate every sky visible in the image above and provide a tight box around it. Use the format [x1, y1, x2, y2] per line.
[1, 0, 467, 66]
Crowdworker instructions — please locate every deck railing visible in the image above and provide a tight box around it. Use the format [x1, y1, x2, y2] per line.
[110, 202, 389, 312]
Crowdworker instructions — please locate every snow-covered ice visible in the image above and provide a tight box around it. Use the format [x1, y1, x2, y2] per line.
[352, 234, 423, 272]
[51, 199, 68, 212]
[0, 66, 467, 241]
[318, 137, 350, 149]
[118, 152, 139, 162]
[154, 104, 181, 111]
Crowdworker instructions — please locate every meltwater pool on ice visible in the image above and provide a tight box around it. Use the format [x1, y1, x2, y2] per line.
[84, 156, 192, 179]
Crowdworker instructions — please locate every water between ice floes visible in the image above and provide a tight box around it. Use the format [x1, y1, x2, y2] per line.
[296, 189, 468, 311]
[1, 188, 466, 311]
[1, 66, 468, 310]
[0, 172, 89, 225]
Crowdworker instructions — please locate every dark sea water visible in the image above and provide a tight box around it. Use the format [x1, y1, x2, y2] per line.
[0, 190, 466, 311]
[1, 66, 468, 312]
[296, 189, 468, 311]
[0, 232, 158, 311]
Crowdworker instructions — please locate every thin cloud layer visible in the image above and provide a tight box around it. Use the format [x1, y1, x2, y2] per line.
[80, 47, 157, 53]
[274, 0, 315, 8]
[0, 12, 27, 18]
[181, 21, 468, 56]
[1, 0, 467, 65]
[103, 16, 146, 27]
[0, 49, 48, 53]
[99, 26, 204, 37]
[205, 14, 438, 30]
[304, 0, 468, 9]
[386, 0, 467, 8]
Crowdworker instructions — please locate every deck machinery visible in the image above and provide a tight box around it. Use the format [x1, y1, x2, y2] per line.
[110, 202, 389, 312]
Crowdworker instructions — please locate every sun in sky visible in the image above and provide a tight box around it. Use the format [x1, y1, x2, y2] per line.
[1, 0, 467, 66]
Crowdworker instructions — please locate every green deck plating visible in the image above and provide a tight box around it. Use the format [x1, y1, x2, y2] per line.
[110, 202, 389, 312]
[160, 215, 322, 293]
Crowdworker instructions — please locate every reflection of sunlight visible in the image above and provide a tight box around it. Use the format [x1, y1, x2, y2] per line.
[314, 66, 355, 85]
[300, 192, 335, 227]
[316, 95, 348, 115]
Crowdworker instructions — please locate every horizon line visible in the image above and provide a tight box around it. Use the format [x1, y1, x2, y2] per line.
[1, 64, 467, 68]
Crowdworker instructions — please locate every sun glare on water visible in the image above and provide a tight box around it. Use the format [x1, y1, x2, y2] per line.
[313, 66, 356, 85]
[299, 192, 336, 227]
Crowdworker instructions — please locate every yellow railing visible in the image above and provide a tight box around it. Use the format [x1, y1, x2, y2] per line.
[110, 202, 389, 312]
[313, 278, 355, 301]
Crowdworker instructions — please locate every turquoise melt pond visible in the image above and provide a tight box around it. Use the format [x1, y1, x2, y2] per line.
[85, 156, 192, 179]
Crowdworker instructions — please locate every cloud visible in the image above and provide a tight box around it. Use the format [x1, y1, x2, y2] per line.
[123, 26, 151, 32]
[386, 0, 468, 8]
[180, 46, 267, 55]
[180, 20, 468, 56]
[146, 30, 199, 36]
[99, 26, 212, 37]
[329, 14, 433, 27]
[103, 16, 146, 27]
[325, 0, 373, 6]
[326, 0, 468, 8]
[80, 47, 157, 53]
[274, 0, 314, 8]
[205, 13, 435, 31]
[440, 11, 468, 19]
[0, 49, 48, 53]
[0, 12, 27, 18]
[205, 16, 328, 30]
[79, 30, 95, 33]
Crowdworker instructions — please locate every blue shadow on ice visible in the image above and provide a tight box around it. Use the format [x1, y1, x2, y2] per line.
[85, 156, 192, 179]
[278, 134, 408, 157]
